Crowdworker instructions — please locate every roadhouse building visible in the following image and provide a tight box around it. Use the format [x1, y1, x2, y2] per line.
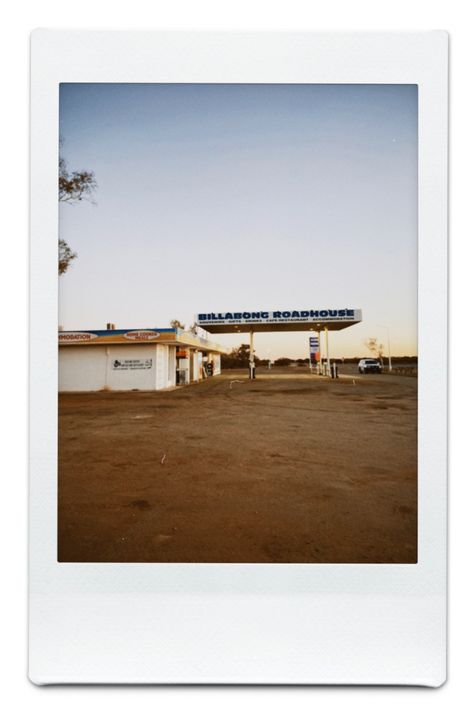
[59, 308, 362, 391]
[59, 327, 228, 392]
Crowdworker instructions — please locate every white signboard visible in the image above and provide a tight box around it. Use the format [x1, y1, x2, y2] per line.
[111, 358, 152, 371]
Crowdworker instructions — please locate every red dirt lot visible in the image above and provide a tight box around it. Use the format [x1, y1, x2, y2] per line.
[58, 370, 417, 563]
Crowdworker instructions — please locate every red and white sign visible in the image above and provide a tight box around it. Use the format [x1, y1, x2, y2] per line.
[59, 332, 98, 342]
[124, 330, 160, 341]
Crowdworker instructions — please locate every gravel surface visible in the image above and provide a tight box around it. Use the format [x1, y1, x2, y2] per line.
[58, 369, 417, 563]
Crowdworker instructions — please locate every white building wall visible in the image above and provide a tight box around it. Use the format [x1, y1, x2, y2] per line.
[192, 350, 200, 381]
[167, 346, 176, 388]
[106, 345, 158, 391]
[59, 346, 107, 392]
[214, 354, 221, 375]
[59, 344, 222, 392]
[59, 344, 167, 392]
[154, 345, 168, 390]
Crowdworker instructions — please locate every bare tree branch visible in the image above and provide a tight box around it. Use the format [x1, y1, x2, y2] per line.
[58, 148, 97, 275]
[58, 239, 77, 275]
[59, 156, 97, 204]
[364, 338, 384, 361]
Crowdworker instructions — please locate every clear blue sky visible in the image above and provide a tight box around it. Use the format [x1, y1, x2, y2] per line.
[59, 83, 418, 358]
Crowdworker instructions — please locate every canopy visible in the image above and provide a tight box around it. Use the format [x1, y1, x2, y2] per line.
[195, 308, 362, 334]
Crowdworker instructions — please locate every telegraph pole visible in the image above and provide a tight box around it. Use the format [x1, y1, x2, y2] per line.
[377, 324, 392, 371]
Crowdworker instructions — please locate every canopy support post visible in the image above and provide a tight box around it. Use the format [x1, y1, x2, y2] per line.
[325, 326, 330, 376]
[249, 330, 255, 379]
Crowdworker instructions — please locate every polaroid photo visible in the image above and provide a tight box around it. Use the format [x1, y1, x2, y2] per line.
[29, 30, 448, 685]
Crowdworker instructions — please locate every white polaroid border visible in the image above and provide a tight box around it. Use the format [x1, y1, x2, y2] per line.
[29, 31, 447, 685]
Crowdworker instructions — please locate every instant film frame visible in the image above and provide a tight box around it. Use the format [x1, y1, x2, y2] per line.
[29, 31, 447, 685]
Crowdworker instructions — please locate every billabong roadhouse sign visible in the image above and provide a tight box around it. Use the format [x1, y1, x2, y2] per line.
[196, 308, 362, 333]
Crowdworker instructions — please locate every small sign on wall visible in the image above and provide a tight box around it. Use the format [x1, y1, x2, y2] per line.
[124, 331, 161, 341]
[112, 358, 152, 371]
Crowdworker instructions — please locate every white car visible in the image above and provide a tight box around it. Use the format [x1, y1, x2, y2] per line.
[358, 358, 382, 374]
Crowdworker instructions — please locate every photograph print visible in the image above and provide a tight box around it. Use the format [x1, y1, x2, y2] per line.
[58, 83, 418, 563]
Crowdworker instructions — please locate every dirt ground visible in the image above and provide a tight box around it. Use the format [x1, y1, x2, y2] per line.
[58, 369, 417, 563]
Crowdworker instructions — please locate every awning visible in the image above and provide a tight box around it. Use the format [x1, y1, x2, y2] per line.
[58, 328, 229, 355]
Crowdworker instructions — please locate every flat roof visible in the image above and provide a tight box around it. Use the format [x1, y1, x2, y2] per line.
[195, 308, 362, 334]
[58, 328, 229, 355]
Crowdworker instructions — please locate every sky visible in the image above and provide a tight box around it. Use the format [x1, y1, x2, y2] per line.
[59, 83, 418, 359]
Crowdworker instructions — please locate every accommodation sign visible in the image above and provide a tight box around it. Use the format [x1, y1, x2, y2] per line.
[59, 328, 175, 345]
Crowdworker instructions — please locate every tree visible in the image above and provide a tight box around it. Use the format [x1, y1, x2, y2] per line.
[58, 239, 77, 276]
[59, 156, 97, 203]
[221, 343, 264, 369]
[274, 357, 293, 366]
[170, 319, 185, 330]
[364, 338, 384, 363]
[58, 148, 97, 275]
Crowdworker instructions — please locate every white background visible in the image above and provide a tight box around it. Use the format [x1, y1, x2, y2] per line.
[0, 0, 471, 707]
[29, 28, 447, 687]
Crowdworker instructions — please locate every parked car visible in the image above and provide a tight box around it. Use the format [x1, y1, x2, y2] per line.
[358, 358, 382, 374]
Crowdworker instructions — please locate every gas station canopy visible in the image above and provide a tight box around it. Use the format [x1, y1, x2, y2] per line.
[196, 308, 362, 334]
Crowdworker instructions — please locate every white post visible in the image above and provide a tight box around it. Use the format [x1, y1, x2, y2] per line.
[325, 327, 330, 376]
[317, 330, 321, 374]
[249, 330, 255, 379]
